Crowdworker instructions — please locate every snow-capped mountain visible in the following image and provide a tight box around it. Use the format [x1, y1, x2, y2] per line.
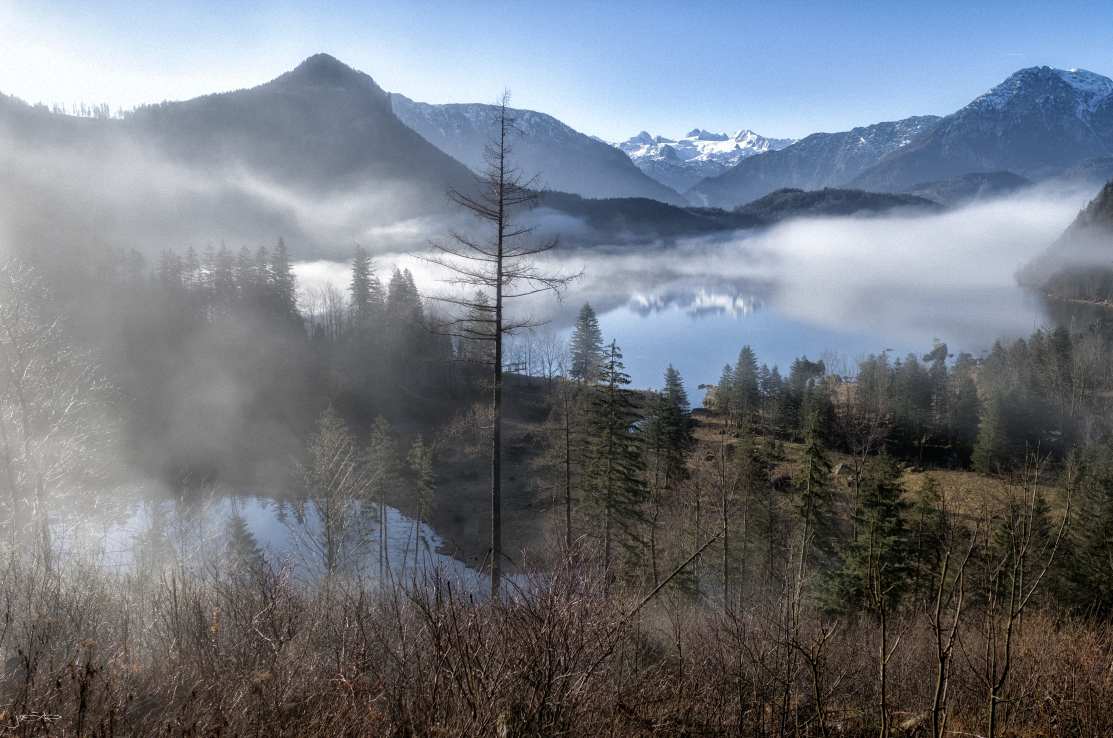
[616, 128, 796, 192]
[686, 116, 941, 209]
[390, 94, 688, 205]
[853, 67, 1113, 192]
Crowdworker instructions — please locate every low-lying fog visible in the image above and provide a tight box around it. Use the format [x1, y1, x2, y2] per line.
[297, 184, 1098, 393]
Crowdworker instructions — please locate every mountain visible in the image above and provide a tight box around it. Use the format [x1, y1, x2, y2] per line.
[616, 129, 796, 193]
[853, 67, 1113, 193]
[1018, 177, 1113, 297]
[902, 171, 1031, 206]
[734, 187, 942, 221]
[0, 54, 478, 259]
[390, 94, 688, 206]
[538, 192, 759, 243]
[685, 116, 941, 209]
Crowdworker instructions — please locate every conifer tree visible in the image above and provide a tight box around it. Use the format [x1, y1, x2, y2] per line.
[585, 341, 646, 572]
[731, 425, 774, 594]
[972, 392, 1011, 474]
[225, 508, 264, 572]
[663, 363, 690, 414]
[731, 345, 760, 427]
[824, 452, 911, 615]
[794, 409, 834, 570]
[910, 473, 947, 603]
[569, 303, 604, 382]
[348, 244, 383, 338]
[271, 237, 299, 323]
[715, 363, 735, 422]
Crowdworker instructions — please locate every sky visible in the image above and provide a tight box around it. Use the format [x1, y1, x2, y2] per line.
[2, 0, 1113, 142]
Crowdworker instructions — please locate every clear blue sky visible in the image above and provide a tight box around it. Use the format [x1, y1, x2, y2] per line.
[3, 0, 1112, 142]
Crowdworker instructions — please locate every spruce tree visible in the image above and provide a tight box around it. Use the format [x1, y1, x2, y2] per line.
[824, 452, 911, 615]
[971, 392, 1011, 474]
[794, 409, 834, 569]
[663, 364, 690, 413]
[271, 237, 299, 323]
[715, 363, 735, 422]
[348, 244, 384, 338]
[910, 473, 947, 604]
[569, 303, 604, 382]
[584, 340, 646, 572]
[733, 425, 775, 593]
[731, 345, 760, 427]
[303, 407, 370, 576]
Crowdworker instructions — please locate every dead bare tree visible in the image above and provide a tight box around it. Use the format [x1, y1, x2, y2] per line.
[965, 448, 1072, 737]
[424, 92, 578, 598]
[0, 263, 111, 567]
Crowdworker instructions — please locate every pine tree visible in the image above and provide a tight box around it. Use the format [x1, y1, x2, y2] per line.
[348, 244, 383, 338]
[794, 409, 834, 569]
[569, 303, 604, 382]
[271, 237, 299, 323]
[972, 392, 1011, 474]
[585, 341, 646, 572]
[824, 452, 911, 615]
[714, 363, 735, 421]
[731, 345, 760, 427]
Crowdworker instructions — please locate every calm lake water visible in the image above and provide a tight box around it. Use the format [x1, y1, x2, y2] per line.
[80, 495, 478, 584]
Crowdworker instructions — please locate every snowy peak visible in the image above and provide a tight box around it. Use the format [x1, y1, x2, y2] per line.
[968, 66, 1113, 120]
[616, 127, 797, 192]
[853, 66, 1113, 192]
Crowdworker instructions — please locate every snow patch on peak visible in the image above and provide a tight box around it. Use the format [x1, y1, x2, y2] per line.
[614, 126, 798, 192]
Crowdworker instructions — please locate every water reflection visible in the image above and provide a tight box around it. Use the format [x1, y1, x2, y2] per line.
[628, 279, 765, 318]
[70, 494, 482, 587]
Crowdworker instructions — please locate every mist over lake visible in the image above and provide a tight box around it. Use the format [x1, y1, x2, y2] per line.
[297, 183, 1091, 392]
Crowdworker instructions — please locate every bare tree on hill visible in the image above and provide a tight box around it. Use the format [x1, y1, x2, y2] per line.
[424, 92, 579, 597]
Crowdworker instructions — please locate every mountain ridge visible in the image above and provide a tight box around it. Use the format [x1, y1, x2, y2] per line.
[853, 67, 1113, 192]
[391, 94, 688, 205]
[684, 115, 941, 209]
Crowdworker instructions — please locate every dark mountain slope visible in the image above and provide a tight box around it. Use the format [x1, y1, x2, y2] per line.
[126, 54, 474, 193]
[0, 55, 477, 259]
[734, 188, 941, 221]
[1018, 177, 1113, 299]
[902, 171, 1031, 206]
